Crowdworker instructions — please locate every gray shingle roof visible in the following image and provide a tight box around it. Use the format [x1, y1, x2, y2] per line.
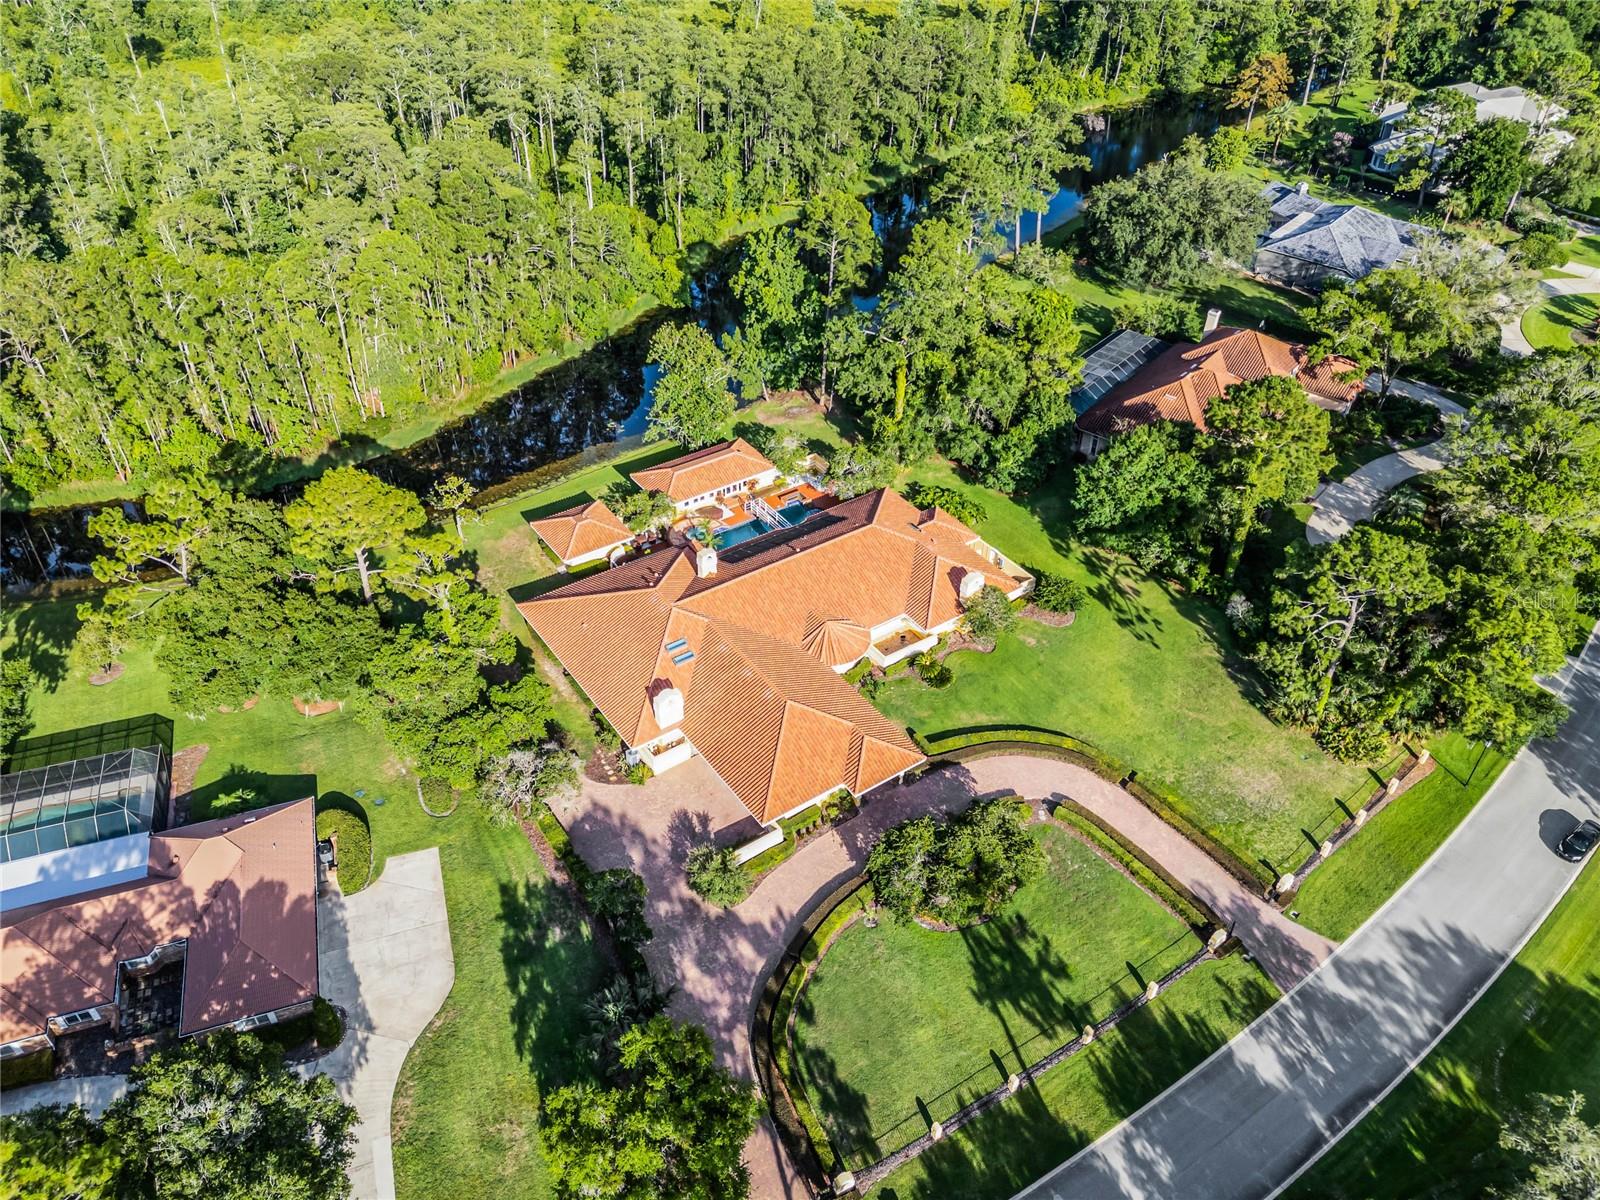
[1258, 184, 1426, 280]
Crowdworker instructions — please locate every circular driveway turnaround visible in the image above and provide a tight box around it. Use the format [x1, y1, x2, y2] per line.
[1500, 261, 1600, 356]
[564, 749, 1337, 1197]
[1012, 623, 1600, 1200]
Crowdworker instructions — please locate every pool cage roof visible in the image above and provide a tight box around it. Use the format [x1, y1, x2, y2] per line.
[0, 745, 170, 864]
[1069, 330, 1169, 416]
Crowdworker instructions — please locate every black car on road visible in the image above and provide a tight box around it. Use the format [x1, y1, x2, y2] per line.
[1557, 818, 1600, 862]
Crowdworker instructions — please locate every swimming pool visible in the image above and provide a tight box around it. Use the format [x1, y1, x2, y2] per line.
[713, 501, 820, 548]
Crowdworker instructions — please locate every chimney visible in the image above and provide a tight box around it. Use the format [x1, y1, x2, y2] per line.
[958, 569, 986, 602]
[695, 544, 717, 577]
[651, 685, 684, 730]
[1203, 308, 1223, 335]
[1296, 180, 1310, 196]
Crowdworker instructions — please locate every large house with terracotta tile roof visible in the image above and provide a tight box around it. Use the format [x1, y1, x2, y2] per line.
[530, 499, 635, 568]
[519, 489, 1032, 826]
[0, 797, 319, 1069]
[630, 438, 780, 516]
[1074, 325, 1365, 458]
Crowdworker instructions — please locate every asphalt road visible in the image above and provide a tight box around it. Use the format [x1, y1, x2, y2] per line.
[1014, 623, 1600, 1200]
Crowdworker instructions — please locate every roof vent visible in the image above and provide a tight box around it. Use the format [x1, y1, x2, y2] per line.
[652, 685, 684, 730]
[695, 544, 718, 578]
[959, 569, 986, 601]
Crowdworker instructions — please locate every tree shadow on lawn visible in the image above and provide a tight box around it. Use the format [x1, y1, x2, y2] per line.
[964, 914, 1078, 1072]
[498, 876, 609, 1093]
[188, 763, 319, 820]
[2, 591, 81, 692]
[790, 994, 878, 1168]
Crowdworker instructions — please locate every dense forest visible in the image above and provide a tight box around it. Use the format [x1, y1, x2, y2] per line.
[3, 0, 1599, 498]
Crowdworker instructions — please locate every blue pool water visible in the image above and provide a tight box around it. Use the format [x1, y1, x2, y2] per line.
[714, 501, 819, 548]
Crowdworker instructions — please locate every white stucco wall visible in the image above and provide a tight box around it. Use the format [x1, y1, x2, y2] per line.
[0, 833, 150, 911]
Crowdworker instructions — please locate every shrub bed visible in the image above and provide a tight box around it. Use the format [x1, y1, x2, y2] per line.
[417, 776, 459, 816]
[315, 805, 372, 893]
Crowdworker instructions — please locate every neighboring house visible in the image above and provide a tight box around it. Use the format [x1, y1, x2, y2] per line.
[1075, 324, 1365, 457]
[629, 438, 779, 518]
[1253, 182, 1426, 289]
[1, 794, 319, 1069]
[1368, 83, 1572, 174]
[530, 499, 634, 568]
[519, 489, 1032, 826]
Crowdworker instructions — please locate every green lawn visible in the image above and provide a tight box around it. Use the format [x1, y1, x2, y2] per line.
[1057, 268, 1313, 347]
[1, 597, 606, 1200]
[1561, 234, 1600, 270]
[1520, 292, 1600, 351]
[869, 953, 1277, 1199]
[792, 825, 1201, 1167]
[1290, 854, 1600, 1200]
[876, 460, 1373, 876]
[1289, 734, 1510, 941]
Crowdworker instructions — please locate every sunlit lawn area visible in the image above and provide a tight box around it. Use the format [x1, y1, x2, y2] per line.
[877, 460, 1373, 875]
[1, 597, 605, 1200]
[871, 952, 1277, 1199]
[1289, 854, 1600, 1200]
[792, 825, 1202, 1167]
[1056, 267, 1313, 347]
[1520, 292, 1600, 352]
[1290, 733, 1510, 941]
[1561, 234, 1600, 270]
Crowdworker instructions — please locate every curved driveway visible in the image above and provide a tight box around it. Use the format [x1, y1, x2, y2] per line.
[565, 748, 1335, 1197]
[1014, 622, 1600, 1200]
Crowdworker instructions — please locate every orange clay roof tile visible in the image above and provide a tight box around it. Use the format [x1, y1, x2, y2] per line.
[628, 438, 776, 502]
[529, 499, 632, 563]
[519, 489, 1029, 822]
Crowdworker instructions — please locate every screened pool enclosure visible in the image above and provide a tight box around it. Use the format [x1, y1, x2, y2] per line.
[0, 745, 171, 864]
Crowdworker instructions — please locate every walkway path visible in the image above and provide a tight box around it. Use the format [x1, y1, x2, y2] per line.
[566, 752, 1335, 1198]
[1013, 621, 1600, 1200]
[1305, 376, 1466, 545]
[1499, 260, 1600, 356]
[300, 848, 453, 1200]
[2, 1071, 129, 1116]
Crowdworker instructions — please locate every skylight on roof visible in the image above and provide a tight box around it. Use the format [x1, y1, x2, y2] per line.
[665, 638, 688, 652]
[672, 650, 695, 665]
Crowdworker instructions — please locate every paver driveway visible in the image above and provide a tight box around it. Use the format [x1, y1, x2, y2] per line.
[302, 847, 453, 1200]
[564, 750, 1331, 1198]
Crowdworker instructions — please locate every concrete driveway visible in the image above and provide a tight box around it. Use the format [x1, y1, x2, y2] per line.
[1014, 623, 1600, 1200]
[302, 848, 453, 1200]
[1, 1072, 128, 1116]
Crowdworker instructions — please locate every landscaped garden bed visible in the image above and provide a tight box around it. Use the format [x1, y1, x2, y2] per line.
[788, 823, 1203, 1169]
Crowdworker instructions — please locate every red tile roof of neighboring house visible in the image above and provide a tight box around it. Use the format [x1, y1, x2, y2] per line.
[529, 499, 632, 563]
[518, 490, 1030, 822]
[628, 438, 776, 503]
[1076, 327, 1366, 436]
[0, 799, 319, 1046]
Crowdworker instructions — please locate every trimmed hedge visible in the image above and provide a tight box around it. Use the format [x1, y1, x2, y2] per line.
[743, 805, 827, 878]
[534, 800, 591, 887]
[1050, 800, 1213, 933]
[0, 1046, 55, 1090]
[315, 806, 372, 893]
[918, 727, 1275, 893]
[770, 884, 877, 1176]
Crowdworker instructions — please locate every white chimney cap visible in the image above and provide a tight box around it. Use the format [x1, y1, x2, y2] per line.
[1203, 307, 1223, 334]
[959, 569, 985, 601]
[695, 544, 717, 577]
[1296, 180, 1310, 195]
[652, 685, 684, 730]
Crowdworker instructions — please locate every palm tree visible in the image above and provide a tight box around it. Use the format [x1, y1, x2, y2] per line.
[1263, 102, 1297, 163]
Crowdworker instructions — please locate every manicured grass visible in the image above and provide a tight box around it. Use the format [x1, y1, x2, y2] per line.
[1561, 234, 1600, 270]
[1520, 292, 1600, 351]
[1, 597, 607, 1200]
[870, 953, 1278, 1199]
[792, 825, 1200, 1167]
[1289, 734, 1510, 941]
[1289, 854, 1600, 1200]
[1058, 268, 1313, 347]
[876, 460, 1373, 876]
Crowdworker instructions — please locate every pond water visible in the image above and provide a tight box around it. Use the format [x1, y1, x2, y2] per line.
[4, 98, 1216, 586]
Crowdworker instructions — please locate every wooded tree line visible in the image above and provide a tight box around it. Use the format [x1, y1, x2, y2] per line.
[8, 0, 1595, 498]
